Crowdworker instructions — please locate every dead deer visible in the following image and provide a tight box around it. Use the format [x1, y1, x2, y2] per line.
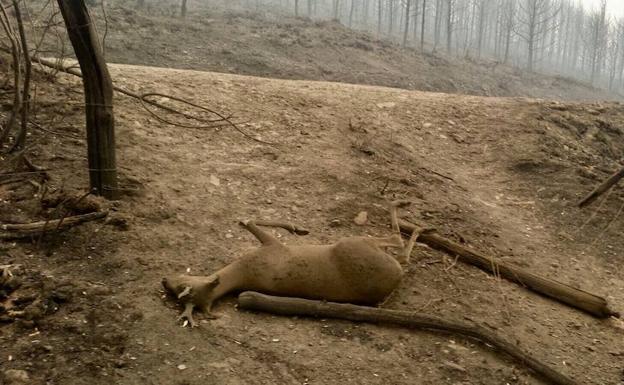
[162, 201, 424, 327]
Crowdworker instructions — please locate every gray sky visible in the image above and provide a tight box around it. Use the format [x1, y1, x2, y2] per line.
[580, 0, 624, 18]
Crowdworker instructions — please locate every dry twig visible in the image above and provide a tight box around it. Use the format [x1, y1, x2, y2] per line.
[0, 211, 107, 239]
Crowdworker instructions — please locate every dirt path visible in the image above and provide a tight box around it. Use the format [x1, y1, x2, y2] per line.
[2, 64, 624, 384]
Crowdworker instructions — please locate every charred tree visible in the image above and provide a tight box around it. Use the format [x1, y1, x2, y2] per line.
[0, 1, 21, 147]
[9, 0, 31, 152]
[57, 0, 118, 199]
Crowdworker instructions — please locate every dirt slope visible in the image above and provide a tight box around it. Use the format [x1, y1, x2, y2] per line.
[2, 64, 624, 385]
[79, 3, 619, 102]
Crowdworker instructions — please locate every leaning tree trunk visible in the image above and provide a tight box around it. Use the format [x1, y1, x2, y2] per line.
[56, 0, 118, 199]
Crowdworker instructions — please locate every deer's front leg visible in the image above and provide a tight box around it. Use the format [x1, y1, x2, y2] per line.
[178, 302, 197, 327]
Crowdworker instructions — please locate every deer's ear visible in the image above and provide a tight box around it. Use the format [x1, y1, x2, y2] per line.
[177, 286, 192, 299]
[205, 275, 220, 291]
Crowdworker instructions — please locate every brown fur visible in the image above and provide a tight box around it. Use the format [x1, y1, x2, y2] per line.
[162, 201, 422, 326]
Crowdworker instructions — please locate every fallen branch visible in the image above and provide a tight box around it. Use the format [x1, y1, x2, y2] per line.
[37, 189, 93, 248]
[399, 220, 619, 319]
[238, 291, 576, 385]
[578, 165, 624, 208]
[0, 211, 107, 239]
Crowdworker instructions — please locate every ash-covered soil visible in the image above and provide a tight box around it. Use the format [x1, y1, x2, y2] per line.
[1, 61, 624, 384]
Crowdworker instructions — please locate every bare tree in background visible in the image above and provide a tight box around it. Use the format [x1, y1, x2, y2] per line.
[501, 0, 516, 63]
[421, 0, 426, 50]
[76, 0, 624, 93]
[403, 0, 412, 46]
[587, 1, 607, 84]
[476, 0, 488, 58]
[349, 0, 355, 27]
[445, 0, 454, 52]
[377, 0, 383, 35]
[515, 0, 561, 71]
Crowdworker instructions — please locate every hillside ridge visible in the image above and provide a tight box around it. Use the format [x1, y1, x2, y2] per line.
[77, 3, 620, 102]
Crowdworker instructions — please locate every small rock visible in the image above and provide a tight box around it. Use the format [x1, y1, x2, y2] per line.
[423, 123, 433, 129]
[209, 175, 220, 187]
[376, 102, 396, 109]
[3, 369, 30, 384]
[354, 211, 368, 226]
[329, 219, 342, 227]
[177, 364, 187, 370]
[442, 360, 466, 373]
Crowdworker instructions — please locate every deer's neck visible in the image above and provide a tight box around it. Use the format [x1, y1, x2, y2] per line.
[209, 261, 247, 301]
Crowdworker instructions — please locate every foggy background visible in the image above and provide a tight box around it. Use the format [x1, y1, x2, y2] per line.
[149, 0, 624, 95]
[582, 0, 624, 17]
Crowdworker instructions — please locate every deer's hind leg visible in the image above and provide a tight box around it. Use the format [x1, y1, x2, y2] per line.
[238, 220, 281, 246]
[253, 220, 309, 235]
[388, 200, 421, 264]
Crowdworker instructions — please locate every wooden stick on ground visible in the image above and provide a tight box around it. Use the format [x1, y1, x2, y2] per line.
[399, 220, 619, 319]
[578, 165, 624, 208]
[0, 211, 108, 239]
[238, 291, 576, 385]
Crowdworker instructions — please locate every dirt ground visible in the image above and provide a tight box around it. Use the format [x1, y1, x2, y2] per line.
[1, 60, 624, 385]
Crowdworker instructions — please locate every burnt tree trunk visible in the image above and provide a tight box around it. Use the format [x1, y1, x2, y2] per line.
[56, 0, 118, 199]
[399, 220, 619, 319]
[10, 0, 31, 152]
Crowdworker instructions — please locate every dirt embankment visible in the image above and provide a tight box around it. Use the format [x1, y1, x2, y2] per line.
[1, 60, 624, 384]
[32, 1, 619, 101]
